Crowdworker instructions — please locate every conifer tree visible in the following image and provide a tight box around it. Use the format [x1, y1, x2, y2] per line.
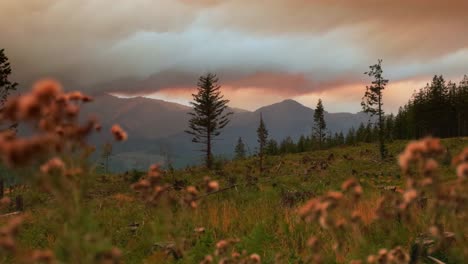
[362, 59, 388, 159]
[100, 143, 113, 174]
[313, 99, 327, 149]
[297, 135, 307, 152]
[186, 73, 233, 169]
[346, 127, 356, 145]
[265, 139, 279, 155]
[356, 123, 366, 143]
[0, 49, 18, 131]
[279, 136, 296, 154]
[234, 137, 246, 160]
[338, 132, 345, 145]
[257, 113, 268, 173]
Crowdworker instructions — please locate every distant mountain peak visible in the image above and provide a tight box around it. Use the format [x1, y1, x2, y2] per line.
[279, 99, 306, 107]
[255, 99, 309, 113]
[281, 99, 300, 104]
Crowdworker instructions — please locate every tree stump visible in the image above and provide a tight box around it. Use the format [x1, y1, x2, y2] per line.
[16, 195, 23, 211]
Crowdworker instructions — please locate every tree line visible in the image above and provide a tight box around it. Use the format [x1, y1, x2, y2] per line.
[233, 73, 468, 160]
[235, 64, 468, 163]
[392, 75, 468, 139]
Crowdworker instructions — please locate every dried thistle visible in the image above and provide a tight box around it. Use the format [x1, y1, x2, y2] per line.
[111, 125, 128, 142]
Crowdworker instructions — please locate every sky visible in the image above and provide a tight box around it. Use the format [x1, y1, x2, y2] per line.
[1, 0, 468, 113]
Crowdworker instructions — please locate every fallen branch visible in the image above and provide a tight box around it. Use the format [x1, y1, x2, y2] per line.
[0, 211, 21, 218]
[274, 161, 283, 173]
[194, 184, 240, 201]
[194, 177, 275, 201]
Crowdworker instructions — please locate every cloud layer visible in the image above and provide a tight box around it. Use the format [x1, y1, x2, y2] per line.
[1, 0, 468, 112]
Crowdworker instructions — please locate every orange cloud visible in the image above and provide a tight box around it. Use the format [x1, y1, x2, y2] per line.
[142, 85, 287, 111]
[294, 78, 429, 114]
[132, 76, 428, 114]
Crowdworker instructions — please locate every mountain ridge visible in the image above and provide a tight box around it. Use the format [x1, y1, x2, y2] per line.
[83, 95, 372, 170]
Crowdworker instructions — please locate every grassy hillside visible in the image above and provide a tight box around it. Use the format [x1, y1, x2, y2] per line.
[1, 138, 467, 263]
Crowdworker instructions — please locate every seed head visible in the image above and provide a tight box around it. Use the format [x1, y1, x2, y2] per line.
[31, 249, 55, 263]
[250, 253, 261, 263]
[111, 125, 128, 141]
[325, 191, 343, 201]
[200, 255, 213, 264]
[341, 178, 358, 191]
[40, 157, 66, 174]
[207, 181, 219, 192]
[186, 186, 199, 196]
[403, 189, 418, 204]
[457, 163, 468, 181]
[32, 78, 62, 103]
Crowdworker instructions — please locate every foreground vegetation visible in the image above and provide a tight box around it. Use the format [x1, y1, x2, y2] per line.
[2, 136, 467, 263]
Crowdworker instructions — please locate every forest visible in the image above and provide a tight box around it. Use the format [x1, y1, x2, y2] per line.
[251, 74, 468, 158]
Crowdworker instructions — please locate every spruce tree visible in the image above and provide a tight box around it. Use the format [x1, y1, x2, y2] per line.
[362, 59, 388, 159]
[313, 99, 327, 149]
[346, 127, 356, 145]
[257, 113, 268, 173]
[356, 123, 366, 143]
[0, 49, 18, 131]
[100, 143, 113, 174]
[338, 132, 345, 145]
[297, 135, 307, 152]
[234, 137, 246, 160]
[186, 73, 233, 169]
[265, 139, 279, 155]
[279, 136, 296, 154]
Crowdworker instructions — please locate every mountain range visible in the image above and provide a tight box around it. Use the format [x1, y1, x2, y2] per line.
[81, 95, 371, 171]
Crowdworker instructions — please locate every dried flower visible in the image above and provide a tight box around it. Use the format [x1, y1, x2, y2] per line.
[325, 191, 343, 201]
[207, 181, 219, 192]
[40, 157, 66, 174]
[215, 240, 230, 256]
[32, 79, 62, 102]
[31, 249, 56, 263]
[194, 227, 205, 233]
[250, 253, 261, 263]
[186, 186, 199, 196]
[341, 178, 359, 191]
[200, 255, 213, 264]
[111, 125, 128, 141]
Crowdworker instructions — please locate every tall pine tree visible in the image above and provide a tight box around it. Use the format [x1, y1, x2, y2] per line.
[186, 73, 232, 169]
[313, 99, 327, 149]
[362, 59, 388, 159]
[257, 113, 268, 173]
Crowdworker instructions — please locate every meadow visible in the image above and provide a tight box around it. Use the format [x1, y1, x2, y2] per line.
[2, 137, 467, 263]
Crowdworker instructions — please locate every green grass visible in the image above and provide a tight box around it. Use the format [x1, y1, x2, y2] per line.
[2, 138, 467, 263]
